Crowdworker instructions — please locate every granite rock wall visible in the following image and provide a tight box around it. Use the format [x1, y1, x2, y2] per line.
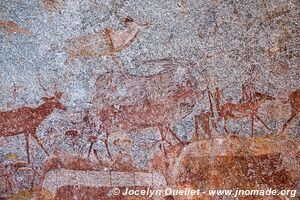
[0, 0, 299, 199]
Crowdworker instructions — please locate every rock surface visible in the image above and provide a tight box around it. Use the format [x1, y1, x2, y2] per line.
[0, 0, 299, 199]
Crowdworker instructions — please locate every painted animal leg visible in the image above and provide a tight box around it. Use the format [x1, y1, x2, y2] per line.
[207, 89, 217, 129]
[87, 142, 94, 158]
[159, 142, 167, 161]
[223, 117, 229, 133]
[251, 115, 254, 136]
[282, 112, 297, 133]
[102, 132, 112, 160]
[207, 88, 214, 117]
[204, 112, 213, 138]
[255, 114, 271, 130]
[24, 133, 30, 163]
[165, 126, 183, 144]
[31, 133, 49, 156]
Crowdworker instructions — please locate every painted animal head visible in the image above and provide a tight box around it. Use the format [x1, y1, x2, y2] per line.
[122, 16, 150, 28]
[41, 92, 66, 111]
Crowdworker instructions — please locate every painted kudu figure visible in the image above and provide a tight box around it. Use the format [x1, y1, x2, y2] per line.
[97, 78, 205, 159]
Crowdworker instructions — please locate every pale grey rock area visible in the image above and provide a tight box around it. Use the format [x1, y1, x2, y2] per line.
[0, 0, 299, 197]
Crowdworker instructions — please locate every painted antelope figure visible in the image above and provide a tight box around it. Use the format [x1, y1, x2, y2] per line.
[96, 78, 205, 158]
[210, 85, 275, 135]
[0, 20, 32, 44]
[0, 92, 66, 163]
[64, 16, 150, 65]
[195, 81, 275, 137]
[281, 88, 300, 133]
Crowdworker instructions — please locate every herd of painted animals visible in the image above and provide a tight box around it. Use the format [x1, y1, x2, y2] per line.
[0, 14, 299, 163]
[0, 1, 299, 198]
[0, 75, 299, 163]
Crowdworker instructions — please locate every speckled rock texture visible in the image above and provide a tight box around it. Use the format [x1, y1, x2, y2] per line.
[0, 0, 299, 199]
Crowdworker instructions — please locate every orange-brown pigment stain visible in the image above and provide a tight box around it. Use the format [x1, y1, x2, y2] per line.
[0, 20, 31, 44]
[179, 153, 295, 190]
[0, 92, 66, 163]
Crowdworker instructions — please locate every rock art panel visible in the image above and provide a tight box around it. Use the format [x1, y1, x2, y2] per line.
[0, 0, 299, 199]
